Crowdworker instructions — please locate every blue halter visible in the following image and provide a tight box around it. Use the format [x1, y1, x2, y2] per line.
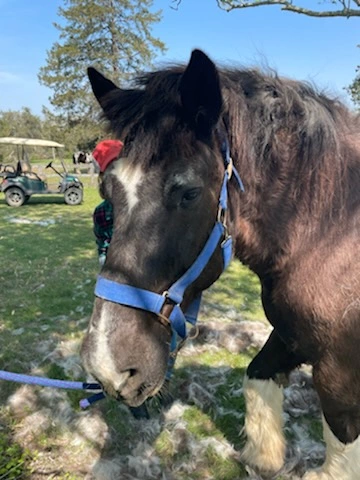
[94, 139, 244, 342]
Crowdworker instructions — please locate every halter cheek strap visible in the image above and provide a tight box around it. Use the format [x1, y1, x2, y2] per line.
[94, 139, 244, 340]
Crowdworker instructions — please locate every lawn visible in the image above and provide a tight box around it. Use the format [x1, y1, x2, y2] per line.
[0, 180, 322, 479]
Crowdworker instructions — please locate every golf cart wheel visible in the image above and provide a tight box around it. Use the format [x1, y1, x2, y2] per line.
[5, 187, 26, 207]
[64, 187, 83, 205]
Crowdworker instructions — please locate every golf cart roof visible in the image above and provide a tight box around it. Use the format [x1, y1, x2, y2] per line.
[0, 137, 64, 148]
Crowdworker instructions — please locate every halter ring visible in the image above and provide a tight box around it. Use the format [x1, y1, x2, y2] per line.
[157, 312, 171, 327]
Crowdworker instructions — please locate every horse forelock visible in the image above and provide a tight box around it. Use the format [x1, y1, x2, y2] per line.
[99, 67, 185, 167]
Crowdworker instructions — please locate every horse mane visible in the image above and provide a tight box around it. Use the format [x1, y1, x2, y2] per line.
[221, 69, 360, 220]
[101, 63, 360, 220]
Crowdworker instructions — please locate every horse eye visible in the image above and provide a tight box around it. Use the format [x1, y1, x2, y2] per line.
[181, 187, 202, 207]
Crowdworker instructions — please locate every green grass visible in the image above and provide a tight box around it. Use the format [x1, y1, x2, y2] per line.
[155, 405, 248, 479]
[205, 260, 265, 321]
[0, 183, 101, 404]
[0, 426, 33, 479]
[0, 178, 102, 475]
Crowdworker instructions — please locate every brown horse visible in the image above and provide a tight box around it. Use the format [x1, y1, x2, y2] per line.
[81, 49, 360, 479]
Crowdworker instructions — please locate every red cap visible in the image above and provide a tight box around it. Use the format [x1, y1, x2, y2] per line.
[92, 140, 124, 172]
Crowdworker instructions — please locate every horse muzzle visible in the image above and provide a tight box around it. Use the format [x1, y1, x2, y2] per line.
[81, 300, 170, 406]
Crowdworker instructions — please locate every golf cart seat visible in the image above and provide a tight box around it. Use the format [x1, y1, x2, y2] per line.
[0, 164, 16, 178]
[15, 161, 22, 176]
[15, 161, 42, 181]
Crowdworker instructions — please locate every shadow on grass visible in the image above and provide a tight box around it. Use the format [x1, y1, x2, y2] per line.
[171, 363, 248, 448]
[0, 196, 66, 206]
[0, 360, 251, 479]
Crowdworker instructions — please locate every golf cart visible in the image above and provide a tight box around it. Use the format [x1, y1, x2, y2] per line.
[0, 137, 83, 207]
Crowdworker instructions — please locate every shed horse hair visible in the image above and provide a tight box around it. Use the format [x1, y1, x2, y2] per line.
[81, 49, 360, 479]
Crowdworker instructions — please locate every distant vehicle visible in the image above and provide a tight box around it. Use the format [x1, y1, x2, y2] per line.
[0, 137, 83, 207]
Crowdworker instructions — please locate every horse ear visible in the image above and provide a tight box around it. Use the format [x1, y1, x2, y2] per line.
[179, 49, 222, 137]
[87, 67, 119, 108]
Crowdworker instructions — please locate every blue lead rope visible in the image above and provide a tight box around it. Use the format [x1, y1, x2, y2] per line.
[0, 369, 104, 409]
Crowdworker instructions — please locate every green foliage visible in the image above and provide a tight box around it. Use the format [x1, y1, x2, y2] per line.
[36, 0, 167, 152]
[348, 64, 360, 109]
[0, 107, 97, 160]
[41, 107, 101, 155]
[0, 429, 32, 479]
[0, 108, 54, 163]
[38, 0, 166, 120]
[0, 108, 43, 139]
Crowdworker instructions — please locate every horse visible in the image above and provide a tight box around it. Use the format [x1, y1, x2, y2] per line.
[72, 151, 92, 166]
[72, 151, 99, 173]
[81, 49, 360, 479]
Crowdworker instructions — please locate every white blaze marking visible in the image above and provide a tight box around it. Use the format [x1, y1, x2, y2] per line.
[242, 375, 286, 473]
[92, 303, 129, 392]
[112, 158, 144, 212]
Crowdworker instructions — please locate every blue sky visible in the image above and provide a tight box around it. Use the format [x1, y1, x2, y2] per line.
[0, 0, 359, 115]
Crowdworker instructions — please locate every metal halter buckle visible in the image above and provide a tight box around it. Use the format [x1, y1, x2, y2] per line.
[226, 157, 233, 180]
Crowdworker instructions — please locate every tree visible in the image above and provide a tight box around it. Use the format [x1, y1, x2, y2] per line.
[348, 66, 360, 107]
[215, 0, 360, 17]
[0, 108, 43, 139]
[0, 108, 46, 165]
[39, 0, 166, 122]
[41, 107, 100, 154]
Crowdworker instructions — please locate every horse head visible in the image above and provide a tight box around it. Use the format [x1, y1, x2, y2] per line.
[81, 50, 238, 406]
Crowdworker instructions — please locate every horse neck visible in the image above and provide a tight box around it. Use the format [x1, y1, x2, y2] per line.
[222, 77, 360, 275]
[227, 176, 283, 275]
[228, 147, 332, 275]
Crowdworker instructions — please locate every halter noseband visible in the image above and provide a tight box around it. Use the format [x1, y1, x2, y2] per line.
[94, 138, 244, 343]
